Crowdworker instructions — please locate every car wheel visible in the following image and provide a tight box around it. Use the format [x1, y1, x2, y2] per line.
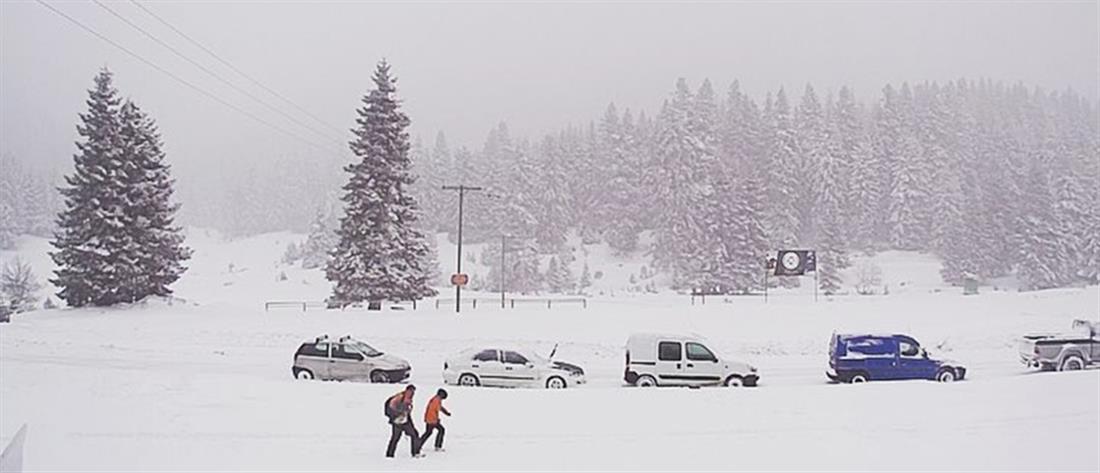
[458, 373, 480, 387]
[635, 375, 657, 387]
[1060, 355, 1085, 371]
[546, 376, 566, 389]
[294, 368, 314, 380]
[936, 368, 957, 383]
[370, 371, 389, 383]
[724, 375, 743, 387]
[848, 373, 869, 383]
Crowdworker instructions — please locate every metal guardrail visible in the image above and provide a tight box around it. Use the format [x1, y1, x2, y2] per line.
[434, 297, 587, 309]
[264, 301, 327, 311]
[264, 300, 420, 311]
[266, 297, 587, 312]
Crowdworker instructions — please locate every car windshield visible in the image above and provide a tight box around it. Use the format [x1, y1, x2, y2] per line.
[350, 341, 382, 357]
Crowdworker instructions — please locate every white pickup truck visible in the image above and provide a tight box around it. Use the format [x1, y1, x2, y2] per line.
[1018, 320, 1100, 372]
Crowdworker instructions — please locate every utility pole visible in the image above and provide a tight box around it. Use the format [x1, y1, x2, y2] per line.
[443, 185, 482, 314]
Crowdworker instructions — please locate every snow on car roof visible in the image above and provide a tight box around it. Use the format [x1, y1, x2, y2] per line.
[627, 332, 707, 341]
[455, 346, 532, 354]
[836, 333, 913, 340]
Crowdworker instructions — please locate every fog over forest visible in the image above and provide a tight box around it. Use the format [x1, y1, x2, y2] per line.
[1, 1, 1098, 293]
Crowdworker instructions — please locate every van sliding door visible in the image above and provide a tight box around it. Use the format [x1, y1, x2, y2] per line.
[656, 341, 685, 385]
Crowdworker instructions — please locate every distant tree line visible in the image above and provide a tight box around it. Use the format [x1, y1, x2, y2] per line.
[410, 79, 1098, 293]
[14, 70, 1092, 299]
[0, 156, 63, 249]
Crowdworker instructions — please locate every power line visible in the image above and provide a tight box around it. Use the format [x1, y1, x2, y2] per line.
[128, 0, 345, 136]
[34, 0, 345, 157]
[92, 0, 345, 145]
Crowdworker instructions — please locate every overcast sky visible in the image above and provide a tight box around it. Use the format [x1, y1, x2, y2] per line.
[2, 1, 1097, 177]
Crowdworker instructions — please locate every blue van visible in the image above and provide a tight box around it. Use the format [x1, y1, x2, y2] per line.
[827, 333, 966, 383]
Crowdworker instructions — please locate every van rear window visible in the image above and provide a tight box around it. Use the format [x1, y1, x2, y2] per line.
[844, 338, 893, 356]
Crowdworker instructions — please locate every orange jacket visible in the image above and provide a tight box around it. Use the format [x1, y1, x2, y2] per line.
[424, 395, 450, 424]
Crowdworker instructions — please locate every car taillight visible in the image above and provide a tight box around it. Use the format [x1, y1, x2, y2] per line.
[1034, 346, 1041, 354]
[444, 362, 449, 370]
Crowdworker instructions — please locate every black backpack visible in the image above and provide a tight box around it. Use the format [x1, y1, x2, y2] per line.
[383, 397, 394, 418]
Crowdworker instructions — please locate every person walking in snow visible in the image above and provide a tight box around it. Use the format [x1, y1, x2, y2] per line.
[419, 388, 452, 451]
[385, 385, 423, 458]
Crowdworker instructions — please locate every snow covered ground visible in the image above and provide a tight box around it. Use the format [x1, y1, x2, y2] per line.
[2, 231, 1099, 471]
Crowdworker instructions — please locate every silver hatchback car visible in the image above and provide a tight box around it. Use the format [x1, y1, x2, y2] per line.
[292, 335, 411, 383]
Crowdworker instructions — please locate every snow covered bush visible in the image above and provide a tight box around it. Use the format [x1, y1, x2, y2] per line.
[854, 261, 884, 295]
[281, 243, 300, 265]
[1, 257, 41, 313]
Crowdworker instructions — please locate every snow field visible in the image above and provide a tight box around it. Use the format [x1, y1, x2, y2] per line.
[2, 231, 1098, 471]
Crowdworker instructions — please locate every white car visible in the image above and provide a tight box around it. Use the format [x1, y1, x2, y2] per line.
[442, 347, 586, 389]
[624, 333, 759, 387]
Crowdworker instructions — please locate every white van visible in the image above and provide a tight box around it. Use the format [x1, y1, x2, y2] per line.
[624, 333, 759, 387]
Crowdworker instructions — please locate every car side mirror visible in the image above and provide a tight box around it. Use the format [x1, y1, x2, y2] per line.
[921, 349, 929, 359]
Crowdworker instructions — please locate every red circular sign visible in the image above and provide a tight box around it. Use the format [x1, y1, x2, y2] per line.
[450, 273, 469, 286]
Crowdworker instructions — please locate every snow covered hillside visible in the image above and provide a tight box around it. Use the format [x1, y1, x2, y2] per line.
[2, 231, 1098, 471]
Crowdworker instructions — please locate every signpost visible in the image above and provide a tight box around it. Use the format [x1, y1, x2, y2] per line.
[443, 184, 483, 314]
[768, 249, 818, 302]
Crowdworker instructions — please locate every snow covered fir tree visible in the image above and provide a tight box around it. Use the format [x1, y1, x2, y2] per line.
[325, 61, 438, 307]
[49, 69, 191, 307]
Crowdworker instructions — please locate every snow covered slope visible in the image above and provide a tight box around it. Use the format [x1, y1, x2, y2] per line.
[2, 231, 1098, 471]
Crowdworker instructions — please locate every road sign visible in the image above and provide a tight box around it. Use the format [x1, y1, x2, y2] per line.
[775, 250, 816, 276]
[451, 273, 469, 287]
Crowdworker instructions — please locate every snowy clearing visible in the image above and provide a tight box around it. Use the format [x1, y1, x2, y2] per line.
[2, 233, 1099, 471]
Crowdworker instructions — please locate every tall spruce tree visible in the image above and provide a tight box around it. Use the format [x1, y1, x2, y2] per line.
[0, 201, 14, 250]
[878, 84, 930, 250]
[709, 83, 770, 293]
[300, 210, 338, 269]
[116, 101, 191, 300]
[427, 132, 456, 234]
[325, 61, 437, 306]
[544, 255, 576, 294]
[600, 105, 644, 254]
[1014, 160, 1064, 291]
[533, 134, 572, 252]
[51, 69, 190, 307]
[816, 88, 856, 294]
[650, 79, 721, 289]
[795, 84, 827, 244]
